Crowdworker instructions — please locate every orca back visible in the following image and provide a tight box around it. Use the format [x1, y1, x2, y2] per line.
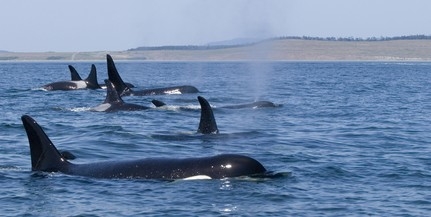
[151, 99, 166, 107]
[21, 115, 267, 180]
[177, 85, 199, 93]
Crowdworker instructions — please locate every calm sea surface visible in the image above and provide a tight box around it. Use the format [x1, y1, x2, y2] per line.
[0, 61, 430, 216]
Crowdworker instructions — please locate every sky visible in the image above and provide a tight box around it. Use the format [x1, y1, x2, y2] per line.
[0, 0, 430, 52]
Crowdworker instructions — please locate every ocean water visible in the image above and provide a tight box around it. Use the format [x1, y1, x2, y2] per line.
[0, 60, 431, 216]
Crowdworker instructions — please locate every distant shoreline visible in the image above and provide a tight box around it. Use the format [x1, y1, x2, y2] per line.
[2, 38, 431, 62]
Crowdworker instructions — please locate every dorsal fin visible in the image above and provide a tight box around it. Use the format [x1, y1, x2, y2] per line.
[60, 150, 76, 160]
[151, 99, 166, 107]
[68, 65, 82, 81]
[107, 54, 132, 96]
[21, 115, 70, 172]
[84, 64, 102, 89]
[103, 79, 124, 104]
[197, 96, 219, 134]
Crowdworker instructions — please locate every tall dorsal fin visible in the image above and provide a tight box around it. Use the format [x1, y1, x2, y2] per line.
[107, 54, 132, 96]
[68, 65, 82, 81]
[197, 96, 219, 134]
[151, 99, 166, 107]
[21, 115, 70, 172]
[103, 79, 124, 104]
[84, 64, 102, 89]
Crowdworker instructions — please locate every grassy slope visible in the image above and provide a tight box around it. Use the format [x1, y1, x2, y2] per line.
[1, 39, 431, 61]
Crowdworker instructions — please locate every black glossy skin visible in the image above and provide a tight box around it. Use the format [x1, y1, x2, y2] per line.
[65, 154, 266, 179]
[42, 64, 101, 90]
[69, 65, 135, 89]
[197, 96, 219, 134]
[91, 80, 150, 112]
[21, 115, 266, 180]
[42, 81, 82, 90]
[106, 54, 199, 96]
[221, 101, 278, 109]
[125, 85, 199, 96]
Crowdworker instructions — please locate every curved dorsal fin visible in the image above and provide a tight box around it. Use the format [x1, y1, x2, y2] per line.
[107, 54, 132, 96]
[21, 115, 70, 172]
[84, 64, 102, 89]
[69, 65, 82, 81]
[103, 79, 124, 104]
[197, 96, 219, 134]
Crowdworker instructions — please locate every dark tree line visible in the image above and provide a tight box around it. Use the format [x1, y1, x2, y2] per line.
[128, 43, 254, 51]
[128, 35, 431, 51]
[278, 35, 431, 42]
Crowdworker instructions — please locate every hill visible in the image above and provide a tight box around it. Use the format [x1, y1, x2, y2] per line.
[1, 38, 431, 61]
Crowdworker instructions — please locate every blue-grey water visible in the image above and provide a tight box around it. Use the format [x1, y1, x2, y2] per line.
[1, 61, 431, 216]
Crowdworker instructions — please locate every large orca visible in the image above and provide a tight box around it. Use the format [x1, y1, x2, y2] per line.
[42, 64, 101, 90]
[152, 99, 279, 109]
[91, 80, 150, 112]
[21, 115, 267, 180]
[69, 64, 135, 89]
[107, 54, 199, 96]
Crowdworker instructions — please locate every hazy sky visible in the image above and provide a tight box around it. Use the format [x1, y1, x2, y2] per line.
[1, 0, 430, 52]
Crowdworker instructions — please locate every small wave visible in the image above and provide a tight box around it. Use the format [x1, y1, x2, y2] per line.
[69, 107, 92, 112]
[0, 165, 22, 171]
[150, 131, 265, 142]
[31, 87, 47, 91]
[150, 132, 197, 141]
[182, 105, 201, 110]
[154, 105, 182, 112]
[51, 107, 93, 112]
[164, 89, 182, 95]
[154, 105, 201, 111]
[231, 171, 292, 181]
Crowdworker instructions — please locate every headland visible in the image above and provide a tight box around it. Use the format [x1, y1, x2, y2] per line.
[1, 38, 431, 61]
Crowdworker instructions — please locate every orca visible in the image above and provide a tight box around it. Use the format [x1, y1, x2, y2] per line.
[107, 54, 199, 96]
[217, 101, 279, 109]
[69, 64, 135, 89]
[152, 96, 218, 134]
[197, 96, 219, 134]
[69, 65, 83, 81]
[152, 99, 279, 109]
[91, 80, 150, 112]
[42, 64, 101, 90]
[21, 115, 267, 180]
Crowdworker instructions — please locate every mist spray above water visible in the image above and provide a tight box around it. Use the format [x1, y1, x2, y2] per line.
[239, 2, 275, 101]
[246, 40, 274, 101]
